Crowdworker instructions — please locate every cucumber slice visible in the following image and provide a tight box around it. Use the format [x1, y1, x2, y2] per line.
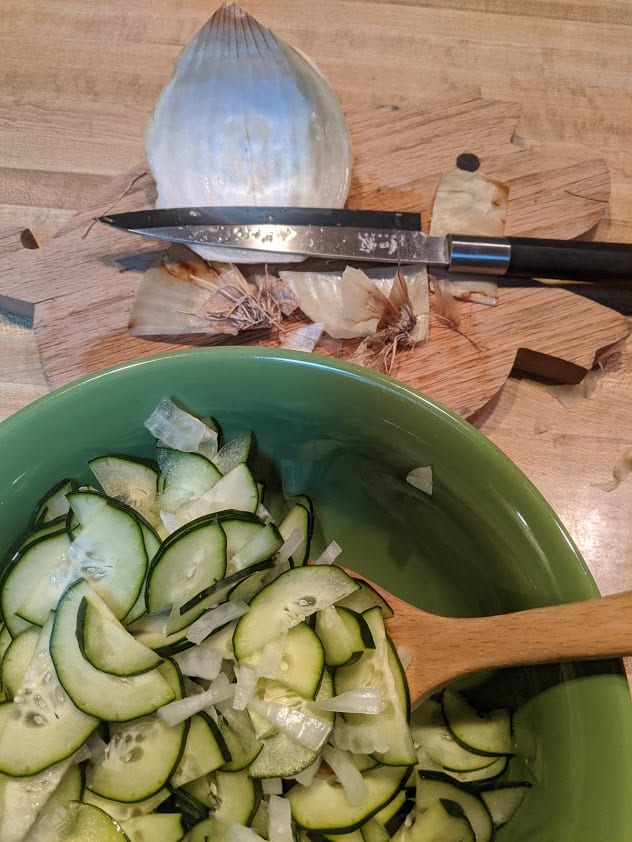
[146, 515, 227, 633]
[0, 617, 97, 777]
[213, 430, 255, 474]
[1, 530, 72, 636]
[31, 477, 78, 526]
[441, 688, 513, 757]
[242, 621, 325, 700]
[86, 714, 188, 802]
[334, 606, 416, 767]
[50, 580, 175, 721]
[415, 773, 493, 842]
[479, 783, 530, 827]
[278, 499, 313, 566]
[286, 763, 411, 834]
[173, 463, 260, 526]
[83, 787, 171, 824]
[171, 711, 230, 788]
[121, 812, 184, 842]
[411, 698, 500, 773]
[248, 671, 335, 779]
[0, 625, 39, 697]
[181, 768, 260, 841]
[0, 755, 79, 842]
[78, 594, 163, 676]
[233, 565, 358, 659]
[32, 800, 129, 841]
[226, 522, 283, 575]
[393, 798, 475, 841]
[16, 492, 148, 627]
[316, 605, 375, 667]
[157, 448, 222, 513]
[217, 704, 263, 772]
[338, 578, 394, 619]
[89, 454, 160, 529]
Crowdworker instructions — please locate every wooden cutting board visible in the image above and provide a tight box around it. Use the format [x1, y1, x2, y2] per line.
[0, 89, 628, 418]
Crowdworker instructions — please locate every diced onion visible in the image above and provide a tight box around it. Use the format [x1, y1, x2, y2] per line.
[293, 756, 321, 787]
[313, 540, 342, 565]
[186, 600, 249, 645]
[406, 466, 433, 496]
[144, 397, 217, 453]
[268, 794, 294, 842]
[173, 646, 223, 680]
[254, 637, 287, 680]
[331, 720, 390, 755]
[248, 698, 331, 751]
[277, 528, 304, 566]
[397, 645, 413, 670]
[315, 688, 383, 715]
[322, 745, 369, 806]
[158, 673, 233, 726]
[262, 777, 283, 795]
[233, 665, 258, 711]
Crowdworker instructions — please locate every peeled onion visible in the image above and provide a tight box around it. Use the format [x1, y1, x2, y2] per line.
[145, 1, 353, 263]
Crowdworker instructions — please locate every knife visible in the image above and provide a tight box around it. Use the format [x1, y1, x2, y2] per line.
[98, 207, 632, 282]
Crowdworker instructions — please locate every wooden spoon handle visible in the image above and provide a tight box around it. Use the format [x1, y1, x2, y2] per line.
[402, 590, 632, 706]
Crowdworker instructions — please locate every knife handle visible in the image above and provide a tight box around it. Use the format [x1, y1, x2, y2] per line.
[447, 235, 632, 283]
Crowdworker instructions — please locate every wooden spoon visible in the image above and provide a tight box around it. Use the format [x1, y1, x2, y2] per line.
[346, 570, 632, 708]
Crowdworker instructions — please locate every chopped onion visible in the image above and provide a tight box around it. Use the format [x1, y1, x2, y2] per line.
[173, 646, 223, 680]
[144, 397, 217, 453]
[406, 466, 433, 496]
[186, 600, 249, 645]
[322, 745, 369, 807]
[158, 673, 233, 726]
[253, 636, 287, 680]
[315, 688, 383, 715]
[313, 540, 342, 566]
[293, 756, 321, 787]
[397, 645, 413, 670]
[233, 664, 258, 711]
[262, 778, 283, 796]
[248, 699, 331, 751]
[268, 794, 294, 842]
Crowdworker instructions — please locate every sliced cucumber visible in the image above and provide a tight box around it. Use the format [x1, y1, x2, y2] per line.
[334, 607, 416, 767]
[50, 579, 175, 721]
[0, 754, 78, 842]
[77, 594, 163, 676]
[86, 714, 188, 802]
[171, 711, 230, 788]
[1, 530, 71, 636]
[173, 463, 260, 526]
[415, 773, 493, 842]
[441, 688, 513, 757]
[479, 782, 530, 827]
[411, 698, 500, 773]
[213, 430, 255, 474]
[121, 812, 185, 842]
[89, 454, 160, 529]
[226, 522, 283, 575]
[16, 491, 148, 627]
[233, 565, 358, 659]
[146, 515, 227, 633]
[157, 447, 222, 513]
[32, 800, 129, 841]
[316, 605, 374, 667]
[248, 670, 334, 779]
[83, 787, 171, 824]
[182, 768, 260, 841]
[0, 625, 39, 697]
[216, 704, 263, 772]
[31, 477, 78, 526]
[286, 763, 411, 834]
[0, 616, 97, 777]
[393, 798, 475, 841]
[338, 578, 394, 619]
[278, 498, 313, 566]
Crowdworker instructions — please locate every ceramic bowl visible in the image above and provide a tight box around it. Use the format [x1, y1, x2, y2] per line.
[1, 347, 630, 839]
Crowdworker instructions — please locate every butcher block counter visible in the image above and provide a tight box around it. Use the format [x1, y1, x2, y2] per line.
[1, 0, 632, 662]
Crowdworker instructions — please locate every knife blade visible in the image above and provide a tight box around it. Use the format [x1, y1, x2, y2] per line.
[98, 207, 632, 283]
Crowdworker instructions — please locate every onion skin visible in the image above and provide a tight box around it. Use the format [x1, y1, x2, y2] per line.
[145, 1, 353, 262]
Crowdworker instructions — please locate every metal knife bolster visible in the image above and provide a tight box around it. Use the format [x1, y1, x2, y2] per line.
[446, 235, 512, 275]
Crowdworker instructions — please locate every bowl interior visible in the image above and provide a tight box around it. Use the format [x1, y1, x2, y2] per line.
[1, 347, 630, 839]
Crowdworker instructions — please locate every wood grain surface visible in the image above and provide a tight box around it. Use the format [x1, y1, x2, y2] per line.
[0, 89, 627, 416]
[1, 1, 632, 654]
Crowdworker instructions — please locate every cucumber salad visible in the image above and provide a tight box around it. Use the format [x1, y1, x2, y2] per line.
[0, 398, 531, 842]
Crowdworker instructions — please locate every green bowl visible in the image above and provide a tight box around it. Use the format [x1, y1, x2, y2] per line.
[1, 347, 630, 839]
